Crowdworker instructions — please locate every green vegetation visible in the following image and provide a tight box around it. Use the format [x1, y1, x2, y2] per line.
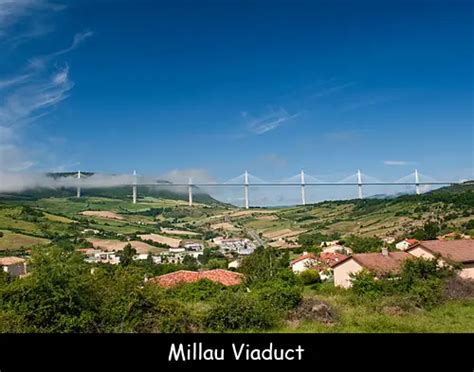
[0, 181, 472, 333]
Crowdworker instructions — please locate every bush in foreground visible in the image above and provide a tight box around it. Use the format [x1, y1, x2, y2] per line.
[204, 291, 279, 331]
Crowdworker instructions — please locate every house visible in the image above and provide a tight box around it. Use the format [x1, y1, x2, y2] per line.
[382, 237, 396, 244]
[437, 232, 471, 241]
[169, 247, 186, 253]
[0, 257, 27, 277]
[161, 251, 185, 264]
[318, 252, 348, 268]
[214, 238, 256, 255]
[290, 253, 318, 273]
[333, 248, 412, 288]
[395, 239, 419, 251]
[406, 240, 474, 280]
[228, 259, 241, 269]
[321, 244, 353, 255]
[181, 240, 204, 251]
[83, 250, 120, 265]
[148, 269, 244, 288]
[310, 252, 348, 280]
[320, 240, 340, 248]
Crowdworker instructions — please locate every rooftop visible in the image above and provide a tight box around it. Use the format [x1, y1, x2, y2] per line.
[0, 257, 26, 266]
[149, 269, 244, 288]
[290, 253, 317, 266]
[409, 240, 474, 264]
[334, 251, 412, 276]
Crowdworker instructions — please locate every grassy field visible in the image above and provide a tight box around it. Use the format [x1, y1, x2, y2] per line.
[0, 230, 50, 250]
[276, 286, 474, 333]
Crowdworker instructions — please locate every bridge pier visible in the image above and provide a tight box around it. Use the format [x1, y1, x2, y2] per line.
[132, 170, 137, 204]
[244, 170, 249, 209]
[188, 178, 193, 207]
[357, 169, 363, 199]
[415, 169, 420, 195]
[301, 170, 306, 205]
[76, 170, 81, 198]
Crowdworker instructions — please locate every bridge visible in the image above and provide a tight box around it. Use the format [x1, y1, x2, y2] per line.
[73, 169, 462, 208]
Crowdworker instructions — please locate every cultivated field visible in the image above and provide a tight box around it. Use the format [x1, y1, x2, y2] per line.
[80, 210, 124, 220]
[137, 233, 181, 248]
[0, 230, 50, 251]
[210, 222, 239, 231]
[87, 238, 164, 254]
[161, 228, 199, 236]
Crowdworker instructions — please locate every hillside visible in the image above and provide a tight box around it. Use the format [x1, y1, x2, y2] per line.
[0, 181, 471, 254]
[0, 172, 223, 206]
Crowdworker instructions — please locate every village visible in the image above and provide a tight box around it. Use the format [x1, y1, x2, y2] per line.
[2, 230, 472, 291]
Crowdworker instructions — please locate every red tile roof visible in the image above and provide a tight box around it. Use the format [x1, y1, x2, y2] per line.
[333, 251, 412, 276]
[405, 239, 419, 245]
[290, 253, 317, 266]
[408, 240, 474, 264]
[149, 269, 244, 288]
[318, 252, 348, 267]
[0, 257, 26, 266]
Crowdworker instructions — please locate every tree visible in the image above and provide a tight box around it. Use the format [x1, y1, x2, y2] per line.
[344, 235, 383, 253]
[182, 255, 199, 270]
[120, 244, 137, 266]
[206, 258, 227, 270]
[239, 247, 295, 285]
[0, 245, 99, 332]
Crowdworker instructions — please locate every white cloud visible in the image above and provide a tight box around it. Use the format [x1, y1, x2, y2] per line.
[0, 29, 93, 172]
[246, 108, 299, 135]
[0, 64, 73, 130]
[159, 168, 215, 184]
[383, 160, 415, 166]
[0, 0, 64, 40]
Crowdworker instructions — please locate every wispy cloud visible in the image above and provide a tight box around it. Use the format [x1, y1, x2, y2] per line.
[0, 73, 31, 90]
[383, 160, 416, 166]
[245, 108, 299, 135]
[28, 29, 94, 69]
[342, 96, 393, 112]
[0, 30, 93, 171]
[0, 0, 65, 40]
[0, 64, 73, 129]
[309, 82, 355, 99]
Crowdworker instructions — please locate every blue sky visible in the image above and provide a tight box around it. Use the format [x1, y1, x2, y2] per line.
[1, 0, 473, 190]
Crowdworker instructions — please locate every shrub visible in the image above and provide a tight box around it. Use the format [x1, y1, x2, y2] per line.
[252, 279, 302, 311]
[166, 279, 228, 302]
[299, 269, 321, 285]
[204, 291, 279, 331]
[351, 270, 387, 298]
[351, 257, 457, 309]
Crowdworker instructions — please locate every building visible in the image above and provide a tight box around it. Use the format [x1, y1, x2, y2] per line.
[406, 240, 474, 280]
[169, 247, 185, 253]
[321, 244, 353, 255]
[148, 269, 244, 288]
[0, 257, 27, 277]
[333, 248, 413, 288]
[437, 232, 471, 241]
[318, 252, 348, 268]
[228, 259, 241, 269]
[382, 237, 396, 244]
[310, 252, 348, 280]
[81, 249, 121, 264]
[214, 238, 256, 255]
[181, 241, 204, 251]
[395, 239, 419, 251]
[320, 240, 340, 248]
[290, 253, 318, 273]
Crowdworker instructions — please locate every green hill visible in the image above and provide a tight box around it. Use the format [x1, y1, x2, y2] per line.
[0, 172, 223, 206]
